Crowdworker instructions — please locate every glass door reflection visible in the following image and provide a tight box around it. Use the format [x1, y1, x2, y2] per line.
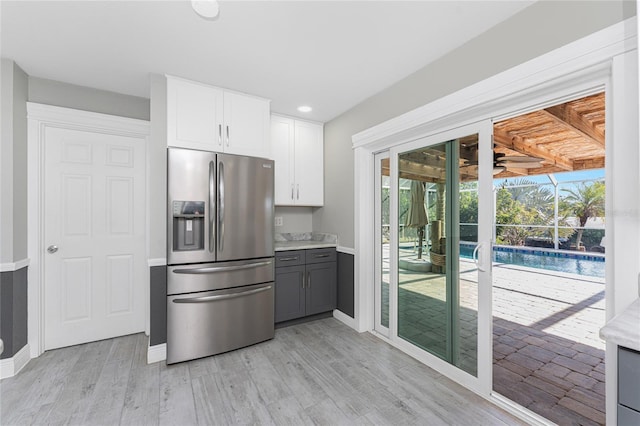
[397, 135, 479, 376]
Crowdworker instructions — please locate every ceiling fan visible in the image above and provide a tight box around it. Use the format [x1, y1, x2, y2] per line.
[462, 151, 544, 175]
[492, 152, 543, 174]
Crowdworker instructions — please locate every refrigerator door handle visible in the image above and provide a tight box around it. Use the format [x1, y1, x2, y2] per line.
[172, 260, 272, 275]
[208, 161, 215, 253]
[172, 284, 272, 304]
[218, 161, 225, 252]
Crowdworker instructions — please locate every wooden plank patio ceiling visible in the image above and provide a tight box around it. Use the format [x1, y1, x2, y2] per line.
[384, 92, 605, 182]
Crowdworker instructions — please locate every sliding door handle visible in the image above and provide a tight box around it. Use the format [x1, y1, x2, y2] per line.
[473, 242, 488, 272]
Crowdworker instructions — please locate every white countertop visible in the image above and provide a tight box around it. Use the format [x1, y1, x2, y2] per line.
[599, 298, 640, 351]
[274, 232, 338, 252]
[275, 240, 337, 251]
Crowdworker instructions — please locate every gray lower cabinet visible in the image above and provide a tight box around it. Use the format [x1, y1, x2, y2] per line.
[618, 346, 640, 425]
[275, 248, 337, 323]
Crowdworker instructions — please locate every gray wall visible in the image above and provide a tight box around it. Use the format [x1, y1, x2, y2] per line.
[1, 59, 28, 264]
[312, 0, 636, 249]
[0, 267, 28, 359]
[337, 252, 354, 318]
[28, 77, 150, 121]
[274, 206, 314, 234]
[149, 74, 167, 260]
[149, 266, 167, 346]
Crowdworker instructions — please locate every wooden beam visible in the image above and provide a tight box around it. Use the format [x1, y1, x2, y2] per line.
[493, 128, 574, 171]
[544, 103, 605, 147]
[574, 156, 605, 170]
[399, 159, 445, 182]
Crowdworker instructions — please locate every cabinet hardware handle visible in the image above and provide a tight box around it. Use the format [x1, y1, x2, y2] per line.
[314, 254, 330, 258]
[291, 184, 294, 200]
[307, 271, 311, 289]
[226, 125, 230, 146]
[279, 257, 298, 261]
[296, 184, 299, 200]
[218, 124, 222, 145]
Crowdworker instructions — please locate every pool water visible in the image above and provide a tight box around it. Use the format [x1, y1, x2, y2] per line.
[459, 245, 605, 278]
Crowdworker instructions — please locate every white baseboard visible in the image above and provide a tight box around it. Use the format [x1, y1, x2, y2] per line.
[336, 246, 355, 255]
[0, 258, 30, 272]
[0, 344, 31, 379]
[147, 343, 166, 364]
[333, 309, 359, 331]
[147, 258, 166, 267]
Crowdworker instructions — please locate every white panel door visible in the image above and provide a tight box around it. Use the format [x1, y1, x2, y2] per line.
[270, 115, 295, 205]
[294, 120, 324, 206]
[44, 126, 146, 350]
[223, 91, 270, 158]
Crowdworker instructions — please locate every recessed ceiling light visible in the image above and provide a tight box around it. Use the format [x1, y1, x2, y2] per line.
[297, 106, 312, 113]
[192, 0, 220, 20]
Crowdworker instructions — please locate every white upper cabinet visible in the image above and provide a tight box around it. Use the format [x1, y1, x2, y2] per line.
[270, 115, 324, 206]
[167, 76, 270, 158]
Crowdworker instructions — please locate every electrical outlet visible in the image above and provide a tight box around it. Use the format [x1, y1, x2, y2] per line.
[275, 216, 283, 227]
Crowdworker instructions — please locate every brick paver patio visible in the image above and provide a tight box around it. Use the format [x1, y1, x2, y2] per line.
[391, 254, 606, 425]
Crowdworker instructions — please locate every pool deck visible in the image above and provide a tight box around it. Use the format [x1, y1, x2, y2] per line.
[490, 263, 605, 426]
[393, 248, 606, 425]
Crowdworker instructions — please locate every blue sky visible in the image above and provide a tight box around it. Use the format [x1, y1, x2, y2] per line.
[494, 168, 604, 186]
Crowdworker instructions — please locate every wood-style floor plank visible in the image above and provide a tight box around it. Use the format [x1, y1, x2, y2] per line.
[0, 318, 527, 425]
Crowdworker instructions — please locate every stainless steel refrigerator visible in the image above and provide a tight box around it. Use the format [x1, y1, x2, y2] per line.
[166, 147, 275, 364]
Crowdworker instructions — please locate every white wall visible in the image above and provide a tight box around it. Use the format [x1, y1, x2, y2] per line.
[313, 0, 635, 249]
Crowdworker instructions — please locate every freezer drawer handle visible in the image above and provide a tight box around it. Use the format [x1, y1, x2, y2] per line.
[172, 284, 272, 304]
[172, 261, 272, 275]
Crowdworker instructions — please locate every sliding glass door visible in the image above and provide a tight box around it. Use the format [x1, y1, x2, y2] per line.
[388, 121, 493, 386]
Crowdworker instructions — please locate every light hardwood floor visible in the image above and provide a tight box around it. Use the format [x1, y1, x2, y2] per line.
[1, 318, 525, 425]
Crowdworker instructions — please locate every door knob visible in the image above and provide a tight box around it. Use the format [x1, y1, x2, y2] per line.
[47, 245, 59, 254]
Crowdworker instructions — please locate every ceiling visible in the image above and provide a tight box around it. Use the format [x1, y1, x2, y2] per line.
[0, 1, 535, 122]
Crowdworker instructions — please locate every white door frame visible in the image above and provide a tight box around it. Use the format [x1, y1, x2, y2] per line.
[353, 18, 637, 426]
[373, 150, 390, 337]
[27, 103, 150, 358]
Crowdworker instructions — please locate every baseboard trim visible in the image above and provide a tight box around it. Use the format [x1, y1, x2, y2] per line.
[337, 246, 355, 255]
[147, 258, 167, 267]
[0, 344, 31, 378]
[0, 258, 30, 272]
[147, 343, 166, 364]
[333, 309, 358, 331]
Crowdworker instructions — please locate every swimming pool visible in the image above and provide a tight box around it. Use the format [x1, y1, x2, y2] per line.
[459, 244, 605, 278]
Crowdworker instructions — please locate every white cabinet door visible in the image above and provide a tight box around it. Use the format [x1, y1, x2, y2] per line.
[294, 120, 324, 206]
[44, 127, 146, 350]
[167, 77, 224, 151]
[223, 92, 270, 158]
[271, 116, 295, 205]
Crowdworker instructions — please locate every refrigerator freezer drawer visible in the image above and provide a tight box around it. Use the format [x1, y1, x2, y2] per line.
[167, 258, 274, 295]
[167, 283, 275, 364]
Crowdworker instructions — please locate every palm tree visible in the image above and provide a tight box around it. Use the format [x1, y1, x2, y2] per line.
[561, 181, 605, 249]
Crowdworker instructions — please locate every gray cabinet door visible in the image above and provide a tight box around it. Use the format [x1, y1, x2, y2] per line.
[306, 262, 337, 316]
[619, 347, 640, 411]
[275, 265, 306, 322]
